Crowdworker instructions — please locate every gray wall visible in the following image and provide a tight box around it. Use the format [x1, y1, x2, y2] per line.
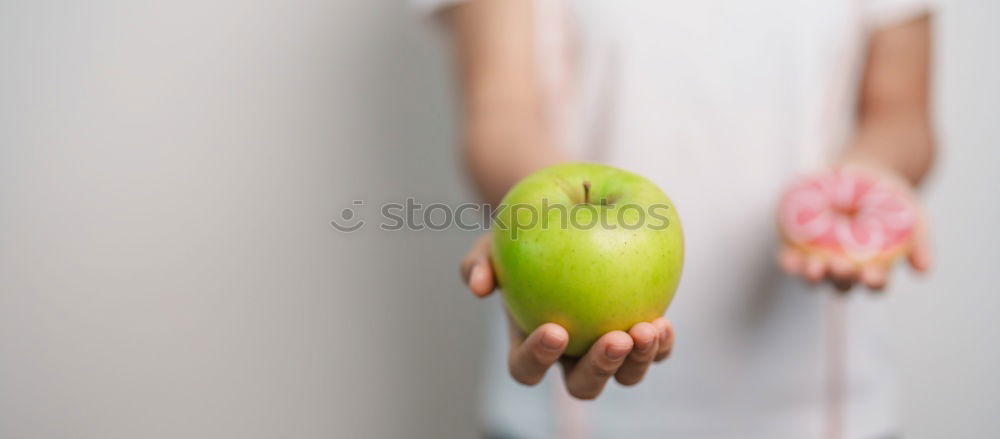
[890, 1, 1000, 436]
[0, 0, 995, 438]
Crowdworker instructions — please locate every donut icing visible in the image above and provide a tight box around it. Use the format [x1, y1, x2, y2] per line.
[778, 166, 917, 263]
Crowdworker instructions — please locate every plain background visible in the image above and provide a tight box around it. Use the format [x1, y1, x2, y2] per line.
[0, 0, 996, 437]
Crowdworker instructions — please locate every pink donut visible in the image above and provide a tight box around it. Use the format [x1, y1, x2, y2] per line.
[778, 166, 918, 264]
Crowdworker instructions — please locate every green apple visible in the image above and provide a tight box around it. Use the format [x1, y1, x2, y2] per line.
[491, 163, 684, 356]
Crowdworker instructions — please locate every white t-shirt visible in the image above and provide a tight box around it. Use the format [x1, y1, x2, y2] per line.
[417, 1, 934, 437]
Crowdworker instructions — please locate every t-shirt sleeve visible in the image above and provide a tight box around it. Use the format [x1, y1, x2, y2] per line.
[410, 0, 466, 20]
[865, 0, 938, 29]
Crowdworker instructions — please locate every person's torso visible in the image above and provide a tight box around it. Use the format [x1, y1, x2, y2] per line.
[482, 1, 898, 437]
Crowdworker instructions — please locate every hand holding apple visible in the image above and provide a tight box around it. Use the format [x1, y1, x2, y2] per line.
[460, 234, 674, 400]
[490, 163, 684, 355]
[459, 163, 683, 400]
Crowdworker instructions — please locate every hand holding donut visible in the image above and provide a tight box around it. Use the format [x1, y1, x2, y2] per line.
[776, 163, 932, 291]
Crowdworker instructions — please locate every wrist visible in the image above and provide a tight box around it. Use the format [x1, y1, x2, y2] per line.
[838, 148, 903, 177]
[839, 119, 935, 186]
[834, 153, 916, 196]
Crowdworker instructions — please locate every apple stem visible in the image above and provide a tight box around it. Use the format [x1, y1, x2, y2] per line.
[583, 181, 591, 204]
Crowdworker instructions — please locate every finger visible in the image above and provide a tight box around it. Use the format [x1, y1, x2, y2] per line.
[459, 235, 495, 297]
[778, 246, 805, 275]
[860, 264, 889, 291]
[827, 255, 858, 292]
[467, 262, 496, 298]
[459, 235, 491, 281]
[565, 331, 633, 400]
[651, 317, 674, 362]
[907, 218, 932, 273]
[615, 322, 659, 386]
[803, 254, 827, 284]
[507, 323, 568, 386]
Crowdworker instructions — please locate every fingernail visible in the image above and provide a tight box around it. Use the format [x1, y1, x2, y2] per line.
[540, 332, 566, 352]
[636, 336, 654, 351]
[605, 344, 630, 361]
[470, 264, 484, 283]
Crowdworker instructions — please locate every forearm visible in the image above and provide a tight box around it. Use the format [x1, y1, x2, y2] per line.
[843, 108, 935, 185]
[463, 110, 563, 206]
[842, 14, 935, 186]
[446, 0, 564, 206]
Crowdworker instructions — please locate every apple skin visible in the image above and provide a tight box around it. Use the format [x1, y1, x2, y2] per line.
[491, 163, 684, 356]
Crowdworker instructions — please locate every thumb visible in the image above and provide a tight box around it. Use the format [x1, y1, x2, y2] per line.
[907, 214, 933, 273]
[460, 235, 496, 297]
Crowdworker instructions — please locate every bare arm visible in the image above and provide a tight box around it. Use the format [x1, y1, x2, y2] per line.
[444, 0, 564, 206]
[844, 15, 935, 185]
[781, 15, 935, 290]
[446, 1, 672, 399]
